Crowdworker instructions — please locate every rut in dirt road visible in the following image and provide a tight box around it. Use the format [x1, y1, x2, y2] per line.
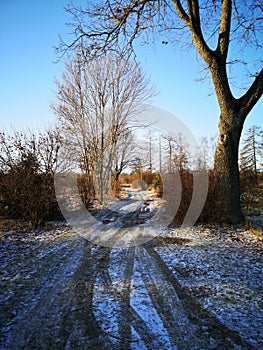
[93, 245, 256, 350]
[61, 242, 257, 349]
[1, 236, 257, 350]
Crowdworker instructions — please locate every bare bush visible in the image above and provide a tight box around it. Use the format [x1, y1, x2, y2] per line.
[0, 129, 63, 228]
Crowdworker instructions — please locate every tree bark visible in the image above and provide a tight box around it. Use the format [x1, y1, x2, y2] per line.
[211, 65, 263, 224]
[213, 110, 245, 224]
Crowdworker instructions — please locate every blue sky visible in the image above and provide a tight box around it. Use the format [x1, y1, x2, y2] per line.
[0, 0, 262, 141]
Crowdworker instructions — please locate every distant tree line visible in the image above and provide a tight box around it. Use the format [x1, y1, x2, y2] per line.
[0, 124, 261, 228]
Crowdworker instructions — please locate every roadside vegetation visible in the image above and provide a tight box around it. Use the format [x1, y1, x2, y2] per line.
[0, 123, 262, 229]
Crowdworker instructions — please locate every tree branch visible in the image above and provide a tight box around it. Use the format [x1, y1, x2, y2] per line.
[216, 0, 232, 61]
[180, 0, 213, 65]
[172, 0, 190, 24]
[238, 67, 263, 116]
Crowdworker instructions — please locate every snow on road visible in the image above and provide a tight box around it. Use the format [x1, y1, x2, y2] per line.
[0, 220, 262, 349]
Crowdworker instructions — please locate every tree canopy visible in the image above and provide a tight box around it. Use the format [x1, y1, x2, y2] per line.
[58, 0, 263, 95]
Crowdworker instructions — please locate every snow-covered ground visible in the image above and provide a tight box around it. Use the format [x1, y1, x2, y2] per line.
[156, 226, 263, 348]
[0, 220, 262, 349]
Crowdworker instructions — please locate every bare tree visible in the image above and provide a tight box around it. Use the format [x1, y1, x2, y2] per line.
[57, 0, 263, 223]
[0, 128, 62, 174]
[195, 137, 209, 171]
[52, 50, 155, 204]
[196, 135, 217, 170]
[240, 125, 263, 185]
[162, 134, 175, 173]
[162, 132, 189, 173]
[172, 133, 190, 173]
[239, 125, 263, 216]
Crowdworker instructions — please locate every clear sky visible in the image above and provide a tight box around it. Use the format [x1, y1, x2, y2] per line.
[0, 0, 262, 141]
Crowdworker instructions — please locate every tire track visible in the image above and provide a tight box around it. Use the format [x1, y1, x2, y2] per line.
[2, 220, 258, 349]
[144, 245, 257, 349]
[83, 242, 257, 349]
[59, 243, 114, 350]
[136, 246, 200, 349]
[1, 234, 86, 350]
[98, 248, 164, 349]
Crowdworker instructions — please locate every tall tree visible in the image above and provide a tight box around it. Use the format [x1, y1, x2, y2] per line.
[57, 0, 263, 223]
[172, 133, 190, 173]
[162, 134, 174, 173]
[162, 133, 190, 173]
[52, 51, 155, 204]
[196, 136, 217, 171]
[239, 125, 263, 216]
[240, 125, 263, 185]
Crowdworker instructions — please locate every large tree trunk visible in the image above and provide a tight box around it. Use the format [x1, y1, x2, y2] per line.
[213, 111, 245, 224]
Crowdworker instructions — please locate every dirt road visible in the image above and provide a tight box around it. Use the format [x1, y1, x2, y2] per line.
[1, 222, 261, 349]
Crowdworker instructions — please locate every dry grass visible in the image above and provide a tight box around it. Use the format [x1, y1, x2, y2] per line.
[249, 227, 263, 239]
